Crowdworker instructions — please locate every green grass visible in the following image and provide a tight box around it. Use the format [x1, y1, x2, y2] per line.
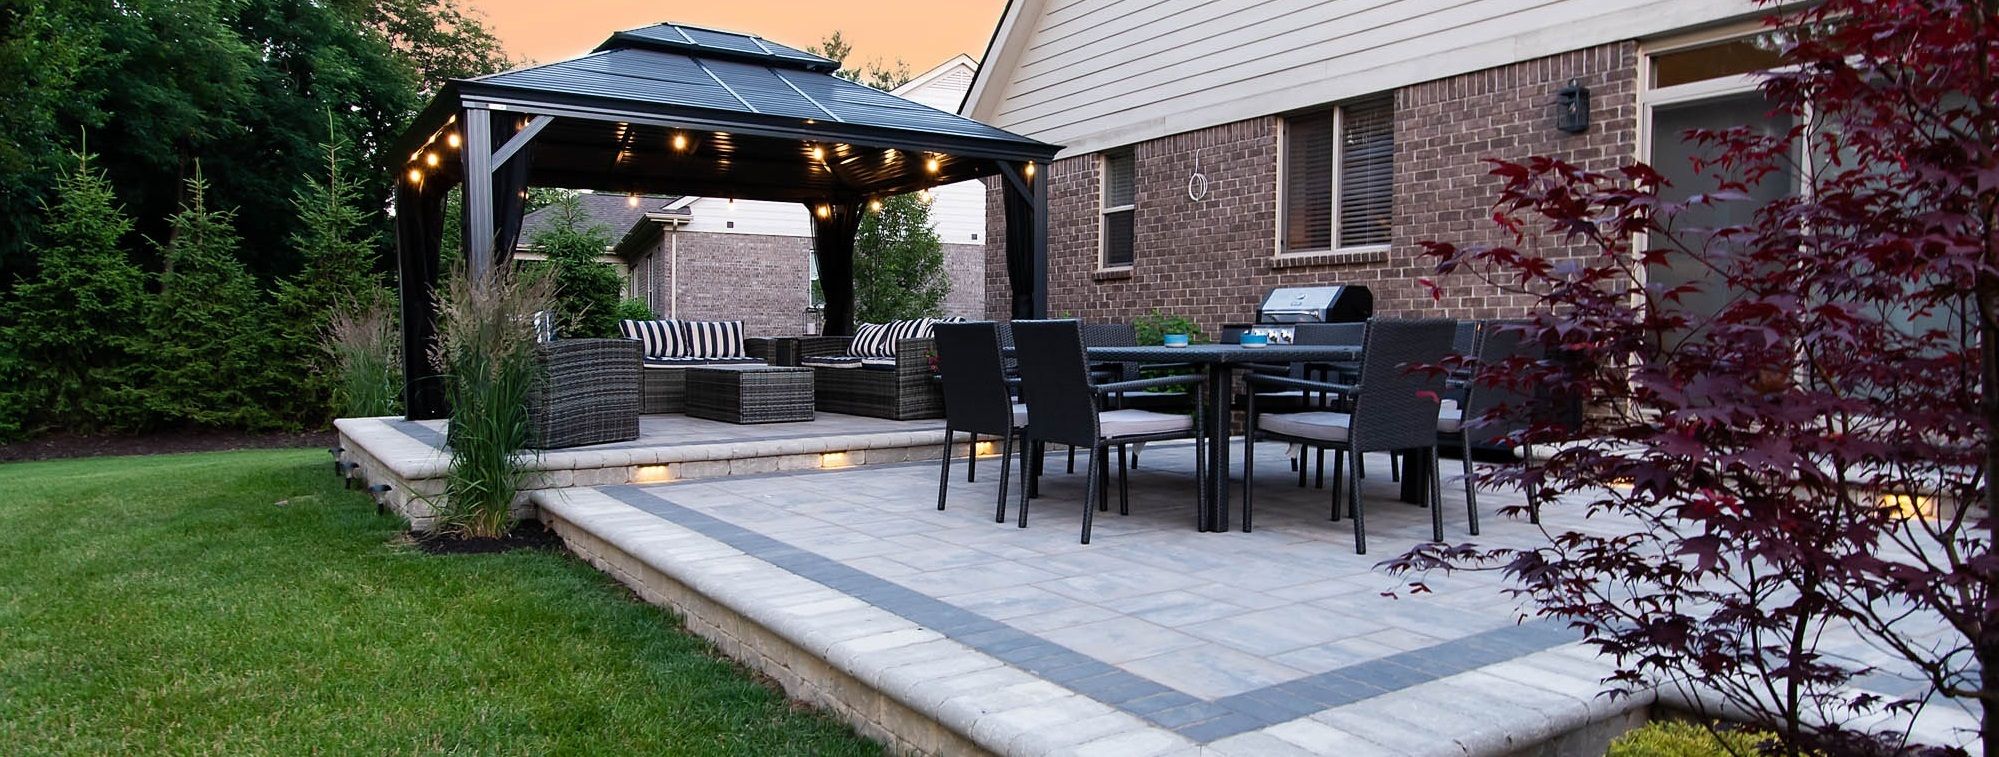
[0, 449, 882, 755]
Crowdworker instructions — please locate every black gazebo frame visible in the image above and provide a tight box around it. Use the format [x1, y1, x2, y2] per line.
[389, 23, 1060, 419]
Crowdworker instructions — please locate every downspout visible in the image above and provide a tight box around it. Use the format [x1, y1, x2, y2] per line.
[669, 227, 679, 319]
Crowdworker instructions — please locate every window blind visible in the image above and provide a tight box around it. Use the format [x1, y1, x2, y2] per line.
[1284, 114, 1335, 252]
[1103, 150, 1135, 266]
[1338, 96, 1394, 249]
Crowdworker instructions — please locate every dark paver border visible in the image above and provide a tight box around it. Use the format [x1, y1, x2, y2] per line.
[599, 482, 1574, 743]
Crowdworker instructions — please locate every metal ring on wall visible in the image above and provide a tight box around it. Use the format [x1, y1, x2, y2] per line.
[1187, 171, 1209, 201]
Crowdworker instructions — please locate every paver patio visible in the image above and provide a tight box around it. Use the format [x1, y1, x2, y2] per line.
[539, 441, 1658, 754]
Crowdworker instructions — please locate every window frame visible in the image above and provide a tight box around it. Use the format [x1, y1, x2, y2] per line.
[1277, 97, 1394, 258]
[1099, 148, 1136, 270]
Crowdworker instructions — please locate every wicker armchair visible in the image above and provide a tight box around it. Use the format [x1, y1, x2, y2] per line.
[797, 335, 944, 420]
[527, 338, 641, 449]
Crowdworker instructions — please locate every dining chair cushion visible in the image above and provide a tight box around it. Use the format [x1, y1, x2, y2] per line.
[1258, 411, 1354, 442]
[1012, 403, 1029, 427]
[1100, 409, 1193, 438]
[1436, 399, 1463, 433]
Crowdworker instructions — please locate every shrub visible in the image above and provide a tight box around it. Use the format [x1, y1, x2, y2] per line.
[1132, 310, 1203, 345]
[1390, 0, 1999, 751]
[324, 300, 400, 418]
[0, 149, 149, 438]
[1608, 721, 1771, 757]
[613, 297, 654, 322]
[432, 266, 551, 538]
[531, 193, 621, 339]
[854, 192, 948, 322]
[275, 120, 389, 425]
[144, 167, 282, 430]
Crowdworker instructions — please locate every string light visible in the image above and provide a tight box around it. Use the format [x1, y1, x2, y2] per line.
[925, 156, 941, 173]
[868, 198, 883, 212]
[627, 194, 640, 208]
[918, 189, 934, 204]
[1024, 162, 1036, 178]
[810, 145, 825, 161]
[406, 167, 423, 184]
[671, 132, 687, 151]
[815, 204, 831, 219]
[446, 132, 462, 149]
[423, 152, 439, 168]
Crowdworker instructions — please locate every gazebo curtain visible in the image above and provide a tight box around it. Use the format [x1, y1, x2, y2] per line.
[394, 179, 450, 420]
[809, 202, 863, 336]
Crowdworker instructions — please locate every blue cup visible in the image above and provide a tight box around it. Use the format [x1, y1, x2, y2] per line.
[1162, 333, 1190, 347]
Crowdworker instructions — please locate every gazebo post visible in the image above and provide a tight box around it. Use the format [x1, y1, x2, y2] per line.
[996, 160, 1048, 319]
[809, 201, 864, 335]
[461, 108, 495, 284]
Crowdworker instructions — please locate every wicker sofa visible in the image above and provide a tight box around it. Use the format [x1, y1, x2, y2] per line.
[619, 319, 792, 414]
[526, 338, 642, 449]
[797, 333, 943, 420]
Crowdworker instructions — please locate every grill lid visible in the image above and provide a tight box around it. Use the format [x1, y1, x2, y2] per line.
[1256, 285, 1373, 324]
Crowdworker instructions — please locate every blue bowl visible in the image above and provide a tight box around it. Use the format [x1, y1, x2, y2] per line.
[1162, 333, 1190, 347]
[1239, 332, 1270, 348]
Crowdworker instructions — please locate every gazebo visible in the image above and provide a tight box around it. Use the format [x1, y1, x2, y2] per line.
[389, 23, 1060, 419]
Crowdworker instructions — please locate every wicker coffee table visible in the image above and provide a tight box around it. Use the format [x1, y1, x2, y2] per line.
[685, 365, 815, 424]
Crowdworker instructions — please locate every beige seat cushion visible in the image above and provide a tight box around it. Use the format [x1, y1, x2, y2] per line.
[1258, 411, 1353, 442]
[1437, 399, 1464, 433]
[1100, 409, 1192, 438]
[1012, 403, 1029, 427]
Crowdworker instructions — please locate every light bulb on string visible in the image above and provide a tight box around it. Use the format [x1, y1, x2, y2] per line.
[446, 132, 462, 149]
[672, 132, 688, 151]
[423, 152, 439, 168]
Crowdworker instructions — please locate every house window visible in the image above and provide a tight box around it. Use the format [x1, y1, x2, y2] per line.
[1100, 149, 1135, 268]
[1283, 95, 1394, 253]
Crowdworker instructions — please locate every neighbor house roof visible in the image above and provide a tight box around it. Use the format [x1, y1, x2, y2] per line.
[517, 193, 684, 245]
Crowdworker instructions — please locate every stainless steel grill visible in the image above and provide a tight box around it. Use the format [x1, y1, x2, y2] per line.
[1224, 285, 1374, 344]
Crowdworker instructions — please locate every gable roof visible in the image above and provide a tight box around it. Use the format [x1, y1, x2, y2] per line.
[517, 193, 686, 251]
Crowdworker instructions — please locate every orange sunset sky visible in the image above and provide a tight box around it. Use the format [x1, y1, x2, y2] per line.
[465, 1, 1009, 74]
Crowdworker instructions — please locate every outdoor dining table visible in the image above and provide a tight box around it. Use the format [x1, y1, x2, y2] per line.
[1078, 344, 1436, 532]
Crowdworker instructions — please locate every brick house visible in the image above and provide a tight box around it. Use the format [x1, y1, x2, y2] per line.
[517, 55, 993, 337]
[964, 0, 1790, 334]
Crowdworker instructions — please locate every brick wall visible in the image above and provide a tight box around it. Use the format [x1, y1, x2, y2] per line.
[984, 42, 1639, 334]
[939, 242, 986, 319]
[638, 231, 815, 337]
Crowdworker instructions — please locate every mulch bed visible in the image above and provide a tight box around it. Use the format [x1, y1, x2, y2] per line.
[409, 521, 566, 555]
[0, 429, 339, 463]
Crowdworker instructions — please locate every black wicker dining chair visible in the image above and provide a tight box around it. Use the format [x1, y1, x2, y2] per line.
[1290, 322, 1379, 488]
[932, 321, 1026, 522]
[1440, 322, 1535, 535]
[1011, 320, 1206, 544]
[1241, 318, 1456, 554]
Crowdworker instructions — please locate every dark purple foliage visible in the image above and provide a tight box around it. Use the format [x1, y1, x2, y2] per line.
[1389, 1, 1999, 753]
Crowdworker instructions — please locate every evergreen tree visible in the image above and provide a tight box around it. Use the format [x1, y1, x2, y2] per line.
[274, 120, 387, 424]
[530, 194, 622, 339]
[145, 168, 280, 429]
[0, 149, 148, 438]
[853, 193, 949, 323]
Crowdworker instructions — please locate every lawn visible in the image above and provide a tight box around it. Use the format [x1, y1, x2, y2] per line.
[0, 448, 881, 755]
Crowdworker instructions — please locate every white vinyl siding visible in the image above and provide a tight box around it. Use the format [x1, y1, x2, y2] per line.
[1283, 97, 1393, 254]
[971, 0, 1754, 157]
[1100, 149, 1135, 267]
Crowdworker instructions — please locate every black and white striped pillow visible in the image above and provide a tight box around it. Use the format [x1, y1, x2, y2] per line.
[851, 323, 891, 359]
[619, 319, 686, 358]
[680, 321, 745, 359]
